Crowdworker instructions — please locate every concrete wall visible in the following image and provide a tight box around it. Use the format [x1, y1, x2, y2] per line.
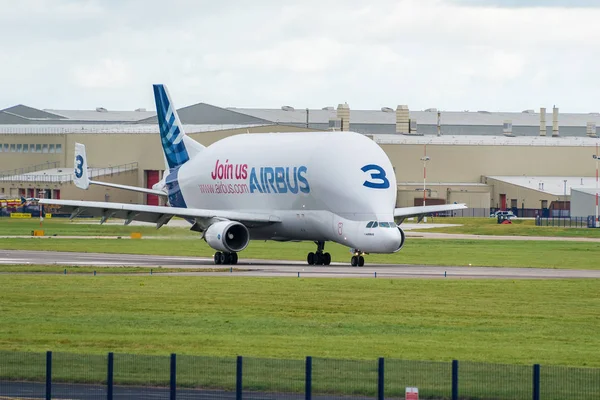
[483, 177, 561, 209]
[382, 143, 597, 183]
[0, 134, 67, 173]
[396, 183, 491, 208]
[571, 189, 598, 218]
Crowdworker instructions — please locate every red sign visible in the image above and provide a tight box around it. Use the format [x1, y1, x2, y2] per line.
[406, 387, 419, 400]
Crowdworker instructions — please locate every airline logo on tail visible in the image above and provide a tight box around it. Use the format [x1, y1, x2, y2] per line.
[153, 84, 189, 169]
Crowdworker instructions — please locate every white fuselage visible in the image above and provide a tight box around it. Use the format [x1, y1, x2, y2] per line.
[174, 131, 403, 253]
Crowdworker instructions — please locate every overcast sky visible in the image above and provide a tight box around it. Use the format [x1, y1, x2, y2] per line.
[2, 0, 600, 112]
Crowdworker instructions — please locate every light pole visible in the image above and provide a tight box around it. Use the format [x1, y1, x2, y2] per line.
[593, 144, 599, 226]
[563, 180, 567, 218]
[420, 144, 430, 208]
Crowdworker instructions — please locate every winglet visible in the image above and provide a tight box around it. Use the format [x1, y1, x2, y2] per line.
[74, 142, 90, 190]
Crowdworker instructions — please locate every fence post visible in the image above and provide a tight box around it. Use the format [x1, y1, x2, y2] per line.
[305, 356, 312, 400]
[378, 357, 384, 400]
[236, 356, 243, 400]
[533, 364, 540, 400]
[170, 353, 176, 400]
[107, 352, 114, 400]
[45, 351, 52, 400]
[452, 360, 458, 400]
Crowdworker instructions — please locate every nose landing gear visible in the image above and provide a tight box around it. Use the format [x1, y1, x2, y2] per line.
[307, 241, 331, 265]
[350, 251, 365, 267]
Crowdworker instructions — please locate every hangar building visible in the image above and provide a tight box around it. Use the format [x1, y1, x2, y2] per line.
[1, 100, 599, 216]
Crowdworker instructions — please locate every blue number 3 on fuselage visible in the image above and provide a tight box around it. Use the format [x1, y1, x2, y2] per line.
[361, 164, 390, 189]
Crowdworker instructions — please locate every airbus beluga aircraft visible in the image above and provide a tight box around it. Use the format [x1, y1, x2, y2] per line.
[39, 85, 466, 266]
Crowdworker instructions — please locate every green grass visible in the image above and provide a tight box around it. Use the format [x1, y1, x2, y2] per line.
[0, 265, 242, 274]
[1, 277, 598, 399]
[420, 217, 600, 238]
[0, 277, 598, 366]
[0, 217, 190, 237]
[2, 237, 600, 269]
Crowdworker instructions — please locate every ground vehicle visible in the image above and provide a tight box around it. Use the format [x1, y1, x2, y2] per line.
[490, 210, 516, 219]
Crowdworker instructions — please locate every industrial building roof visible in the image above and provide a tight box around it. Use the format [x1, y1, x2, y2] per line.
[486, 176, 599, 196]
[373, 134, 600, 147]
[571, 187, 600, 196]
[0, 124, 268, 135]
[44, 109, 156, 122]
[4, 100, 600, 137]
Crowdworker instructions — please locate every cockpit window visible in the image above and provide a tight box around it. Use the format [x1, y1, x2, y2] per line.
[389, 222, 396, 227]
[372, 221, 378, 228]
[379, 222, 390, 228]
[366, 221, 374, 228]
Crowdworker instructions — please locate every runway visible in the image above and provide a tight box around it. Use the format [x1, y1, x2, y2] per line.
[1, 250, 600, 279]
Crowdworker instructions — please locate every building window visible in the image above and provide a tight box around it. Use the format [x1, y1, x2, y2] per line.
[541, 200, 548, 209]
[510, 199, 517, 208]
[49, 144, 55, 153]
[42, 144, 48, 153]
[16, 144, 22, 153]
[36, 144, 41, 153]
[56, 144, 62, 153]
[23, 144, 28, 153]
[10, 144, 15, 152]
[3, 144, 8, 152]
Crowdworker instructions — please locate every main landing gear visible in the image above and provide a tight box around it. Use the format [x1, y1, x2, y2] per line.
[307, 241, 331, 265]
[350, 251, 365, 267]
[214, 252, 238, 265]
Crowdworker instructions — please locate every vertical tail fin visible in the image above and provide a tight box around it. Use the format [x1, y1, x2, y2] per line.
[153, 84, 191, 170]
[74, 142, 90, 190]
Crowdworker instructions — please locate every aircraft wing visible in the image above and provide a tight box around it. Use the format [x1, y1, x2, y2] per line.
[38, 199, 281, 229]
[394, 203, 467, 223]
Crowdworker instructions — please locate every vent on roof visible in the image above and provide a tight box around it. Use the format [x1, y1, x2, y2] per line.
[322, 106, 334, 111]
[381, 107, 394, 113]
[135, 108, 147, 112]
[281, 106, 295, 111]
[95, 107, 108, 112]
[521, 109, 535, 113]
[424, 108, 438, 112]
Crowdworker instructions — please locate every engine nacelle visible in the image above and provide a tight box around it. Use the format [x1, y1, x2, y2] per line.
[204, 221, 250, 253]
[394, 227, 406, 253]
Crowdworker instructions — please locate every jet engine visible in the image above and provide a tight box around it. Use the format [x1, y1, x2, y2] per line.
[204, 221, 250, 253]
[394, 227, 406, 253]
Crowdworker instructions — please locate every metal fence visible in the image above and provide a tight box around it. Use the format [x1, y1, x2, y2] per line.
[0, 351, 598, 399]
[0, 161, 60, 179]
[535, 216, 589, 228]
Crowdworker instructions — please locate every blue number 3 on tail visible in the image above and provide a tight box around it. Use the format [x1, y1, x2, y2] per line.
[361, 164, 390, 189]
[75, 155, 84, 179]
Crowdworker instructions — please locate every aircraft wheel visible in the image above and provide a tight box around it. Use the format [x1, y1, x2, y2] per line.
[231, 252, 238, 265]
[351, 256, 358, 267]
[214, 252, 222, 265]
[323, 252, 331, 266]
[219, 252, 227, 264]
[358, 256, 365, 267]
[307, 252, 315, 265]
[315, 253, 323, 265]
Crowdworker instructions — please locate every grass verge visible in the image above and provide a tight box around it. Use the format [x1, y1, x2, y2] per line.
[420, 217, 600, 238]
[2, 237, 600, 269]
[0, 265, 242, 274]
